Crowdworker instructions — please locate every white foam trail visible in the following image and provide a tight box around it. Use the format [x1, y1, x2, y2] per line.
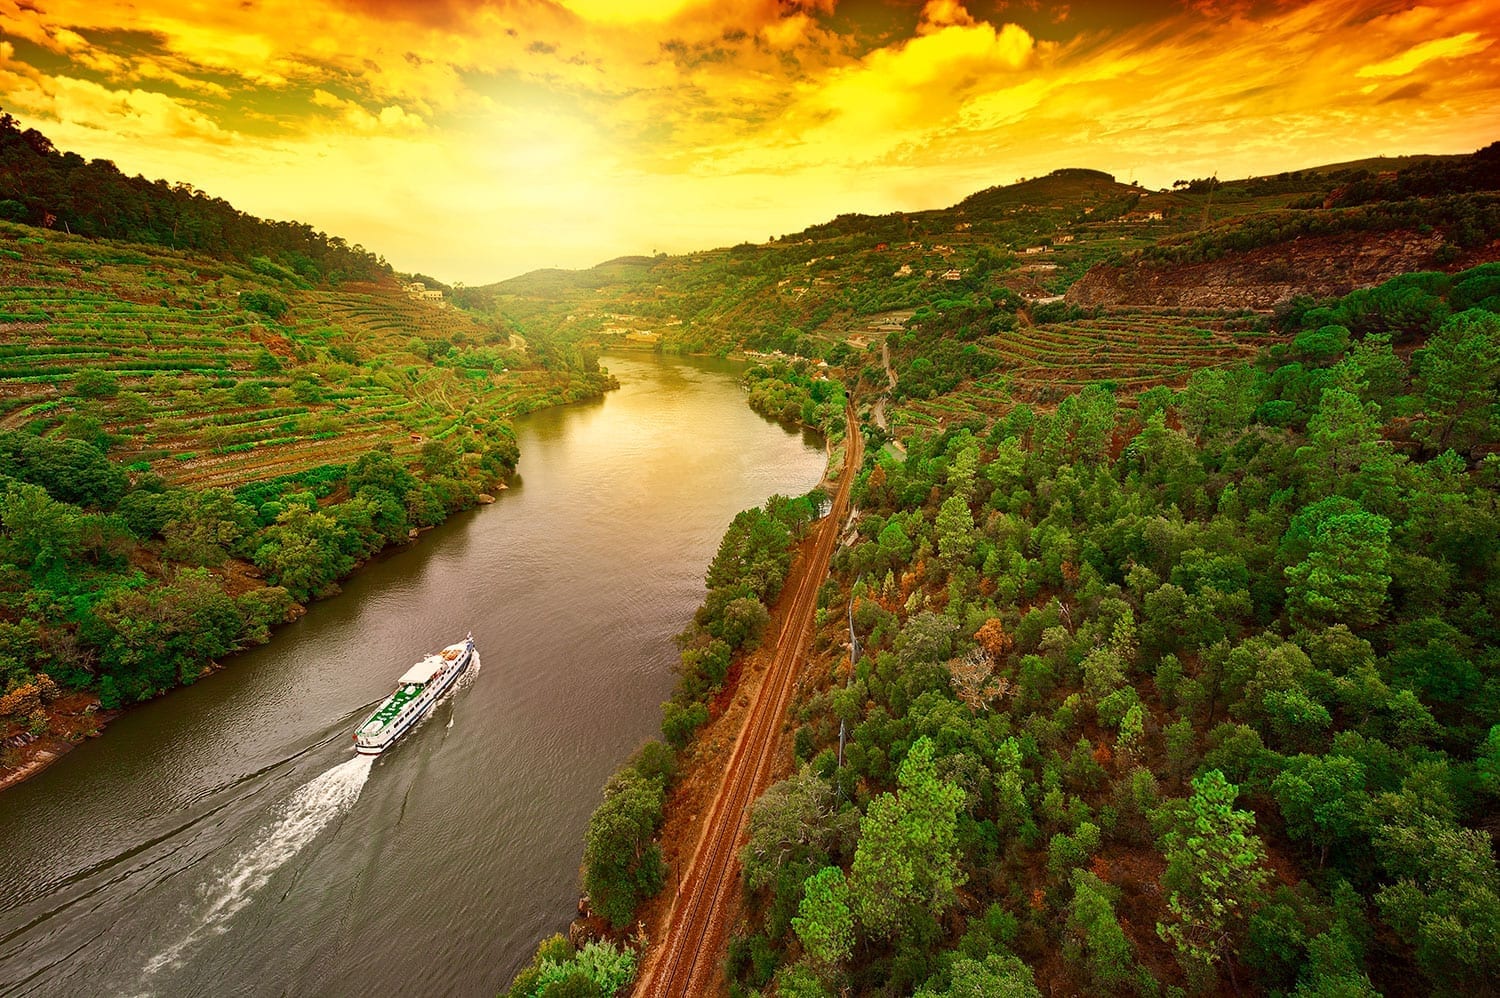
[452, 650, 482, 694]
[142, 754, 374, 978]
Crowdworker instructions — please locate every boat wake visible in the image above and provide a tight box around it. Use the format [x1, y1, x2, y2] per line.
[458, 649, 482, 688]
[141, 754, 375, 979]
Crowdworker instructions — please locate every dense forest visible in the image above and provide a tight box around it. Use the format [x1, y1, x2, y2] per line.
[0, 435, 517, 724]
[718, 265, 1500, 996]
[0, 110, 388, 284]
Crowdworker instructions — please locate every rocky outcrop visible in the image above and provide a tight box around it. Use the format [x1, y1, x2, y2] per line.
[1065, 230, 1452, 310]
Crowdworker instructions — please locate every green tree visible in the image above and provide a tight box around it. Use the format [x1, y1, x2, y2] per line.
[1272, 754, 1368, 868]
[0, 480, 84, 571]
[740, 768, 854, 892]
[793, 866, 854, 977]
[73, 368, 119, 398]
[582, 769, 666, 928]
[914, 952, 1041, 998]
[1066, 870, 1137, 992]
[1283, 500, 1391, 627]
[935, 495, 976, 568]
[1374, 813, 1500, 993]
[252, 504, 351, 601]
[1412, 308, 1499, 454]
[848, 737, 966, 937]
[1157, 770, 1271, 989]
[1297, 387, 1393, 504]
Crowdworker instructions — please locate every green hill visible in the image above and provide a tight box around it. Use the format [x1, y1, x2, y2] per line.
[0, 123, 614, 763]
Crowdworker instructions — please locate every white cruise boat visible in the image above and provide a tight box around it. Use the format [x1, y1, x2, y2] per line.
[353, 634, 475, 755]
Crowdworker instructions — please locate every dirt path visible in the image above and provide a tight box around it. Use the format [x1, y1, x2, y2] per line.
[872, 338, 904, 455]
[633, 404, 861, 997]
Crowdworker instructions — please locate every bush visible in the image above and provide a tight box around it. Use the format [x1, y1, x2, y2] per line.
[239, 290, 289, 319]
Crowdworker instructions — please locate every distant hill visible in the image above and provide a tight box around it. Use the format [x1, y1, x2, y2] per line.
[464, 145, 1499, 362]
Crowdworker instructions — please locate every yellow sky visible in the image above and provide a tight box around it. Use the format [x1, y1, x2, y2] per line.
[2, 0, 1497, 283]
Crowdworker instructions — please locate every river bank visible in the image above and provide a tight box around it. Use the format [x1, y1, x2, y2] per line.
[0, 474, 512, 795]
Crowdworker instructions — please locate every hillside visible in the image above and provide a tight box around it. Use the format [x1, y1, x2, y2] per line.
[0, 126, 614, 786]
[522, 264, 1500, 997]
[0, 223, 607, 490]
[468, 147, 1498, 430]
[708, 265, 1500, 996]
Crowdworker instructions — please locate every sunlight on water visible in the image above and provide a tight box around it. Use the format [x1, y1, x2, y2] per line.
[141, 754, 376, 979]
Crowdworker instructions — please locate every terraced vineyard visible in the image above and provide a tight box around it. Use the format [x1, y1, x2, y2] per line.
[888, 306, 1273, 437]
[0, 222, 608, 491]
[990, 307, 1268, 403]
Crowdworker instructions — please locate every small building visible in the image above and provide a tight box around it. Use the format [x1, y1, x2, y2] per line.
[894, 263, 913, 277]
[1055, 234, 1074, 244]
[1145, 209, 1163, 221]
[941, 268, 962, 281]
[875, 242, 889, 251]
[1024, 246, 1048, 255]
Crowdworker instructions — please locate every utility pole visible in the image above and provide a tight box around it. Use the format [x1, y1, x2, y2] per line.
[838, 578, 860, 775]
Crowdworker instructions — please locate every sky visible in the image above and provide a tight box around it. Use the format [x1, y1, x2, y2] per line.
[1, 0, 1497, 284]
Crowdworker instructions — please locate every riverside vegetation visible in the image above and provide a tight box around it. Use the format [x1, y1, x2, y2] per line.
[0, 115, 614, 774]
[506, 148, 1499, 997]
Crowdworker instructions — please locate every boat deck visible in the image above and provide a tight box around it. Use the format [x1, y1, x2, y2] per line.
[364, 683, 424, 732]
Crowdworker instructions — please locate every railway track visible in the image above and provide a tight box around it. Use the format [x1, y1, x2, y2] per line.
[635, 404, 861, 997]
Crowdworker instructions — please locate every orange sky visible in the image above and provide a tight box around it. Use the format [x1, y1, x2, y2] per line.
[2, 0, 1497, 283]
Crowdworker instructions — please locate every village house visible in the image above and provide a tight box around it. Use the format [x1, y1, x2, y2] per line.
[941, 268, 962, 281]
[1055, 234, 1074, 244]
[894, 263, 913, 277]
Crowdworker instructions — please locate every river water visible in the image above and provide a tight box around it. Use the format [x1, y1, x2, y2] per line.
[0, 353, 824, 997]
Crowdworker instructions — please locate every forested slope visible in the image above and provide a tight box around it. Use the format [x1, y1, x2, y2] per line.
[720, 265, 1500, 996]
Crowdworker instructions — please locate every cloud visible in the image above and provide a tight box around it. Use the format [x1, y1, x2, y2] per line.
[1356, 31, 1490, 78]
[920, 1, 978, 32]
[1378, 81, 1430, 103]
[311, 88, 425, 131]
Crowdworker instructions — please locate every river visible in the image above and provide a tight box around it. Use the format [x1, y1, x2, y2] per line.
[0, 353, 825, 997]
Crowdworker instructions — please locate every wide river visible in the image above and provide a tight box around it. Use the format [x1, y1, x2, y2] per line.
[0, 353, 824, 997]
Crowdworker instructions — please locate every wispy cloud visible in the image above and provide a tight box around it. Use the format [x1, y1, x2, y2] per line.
[0, 0, 1496, 282]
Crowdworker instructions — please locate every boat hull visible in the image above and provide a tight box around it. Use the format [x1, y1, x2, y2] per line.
[354, 640, 474, 755]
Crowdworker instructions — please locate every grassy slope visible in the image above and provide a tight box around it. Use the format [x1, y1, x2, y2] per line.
[0, 221, 608, 490]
